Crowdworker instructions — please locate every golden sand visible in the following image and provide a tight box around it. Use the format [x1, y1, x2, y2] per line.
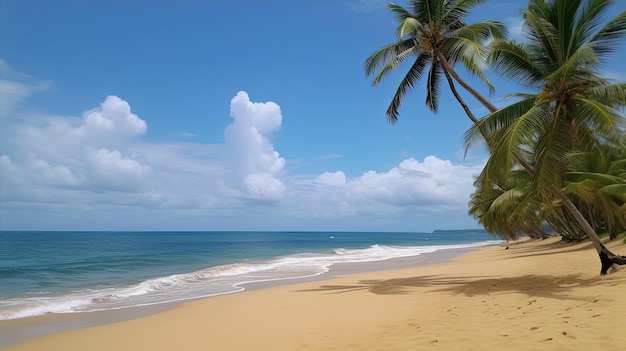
[4, 237, 626, 351]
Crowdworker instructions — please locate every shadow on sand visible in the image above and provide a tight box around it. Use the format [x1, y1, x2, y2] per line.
[297, 239, 626, 301]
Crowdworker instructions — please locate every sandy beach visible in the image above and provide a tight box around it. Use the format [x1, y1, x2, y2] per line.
[3, 236, 626, 351]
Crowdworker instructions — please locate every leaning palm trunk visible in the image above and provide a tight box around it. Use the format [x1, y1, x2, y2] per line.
[452, 67, 623, 274]
[466, 87, 626, 274]
[440, 66, 479, 123]
[462, 0, 626, 275]
[552, 187, 626, 274]
[367, 0, 626, 275]
[435, 51, 498, 113]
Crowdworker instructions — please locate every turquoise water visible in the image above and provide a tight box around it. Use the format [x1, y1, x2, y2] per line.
[0, 231, 498, 320]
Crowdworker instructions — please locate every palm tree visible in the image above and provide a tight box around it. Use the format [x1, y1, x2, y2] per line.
[465, 0, 626, 274]
[364, 0, 506, 123]
[469, 168, 552, 240]
[565, 146, 626, 238]
[470, 144, 626, 242]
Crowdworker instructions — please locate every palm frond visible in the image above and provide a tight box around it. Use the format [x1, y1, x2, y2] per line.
[573, 0, 611, 49]
[425, 60, 442, 112]
[387, 3, 413, 23]
[443, 36, 494, 93]
[590, 10, 626, 57]
[563, 179, 599, 204]
[602, 184, 626, 200]
[364, 39, 417, 77]
[588, 83, 626, 106]
[445, 0, 487, 31]
[412, 0, 437, 25]
[385, 52, 431, 122]
[554, 0, 582, 60]
[464, 96, 538, 147]
[531, 107, 571, 194]
[485, 101, 551, 188]
[608, 159, 626, 176]
[542, 44, 599, 84]
[524, 6, 560, 66]
[454, 20, 508, 41]
[489, 39, 545, 88]
[574, 97, 626, 143]
[396, 17, 423, 39]
[566, 172, 624, 185]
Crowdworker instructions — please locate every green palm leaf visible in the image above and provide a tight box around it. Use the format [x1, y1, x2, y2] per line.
[365, 0, 504, 121]
[590, 10, 626, 56]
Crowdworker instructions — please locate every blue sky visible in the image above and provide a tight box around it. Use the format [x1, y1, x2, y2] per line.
[2, 0, 626, 232]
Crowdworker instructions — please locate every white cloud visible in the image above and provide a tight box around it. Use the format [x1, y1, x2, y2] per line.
[83, 96, 147, 137]
[0, 65, 483, 231]
[2, 93, 151, 195]
[0, 59, 53, 117]
[316, 171, 346, 186]
[506, 16, 526, 41]
[224, 91, 286, 199]
[328, 156, 480, 209]
[281, 156, 483, 226]
[30, 158, 80, 186]
[86, 147, 151, 190]
[244, 173, 285, 199]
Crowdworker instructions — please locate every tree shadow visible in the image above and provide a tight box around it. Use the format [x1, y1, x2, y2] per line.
[296, 272, 623, 301]
[498, 239, 597, 259]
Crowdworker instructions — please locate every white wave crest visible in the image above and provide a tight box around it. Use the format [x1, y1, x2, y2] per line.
[0, 240, 499, 320]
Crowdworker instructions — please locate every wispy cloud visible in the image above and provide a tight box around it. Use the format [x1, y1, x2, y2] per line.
[0, 59, 54, 117]
[506, 16, 525, 41]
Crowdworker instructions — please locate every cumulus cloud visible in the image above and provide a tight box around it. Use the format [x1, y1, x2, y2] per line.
[316, 171, 347, 187]
[86, 147, 151, 190]
[224, 91, 286, 199]
[300, 156, 482, 217]
[350, 157, 479, 205]
[83, 96, 147, 138]
[2, 94, 151, 195]
[0, 65, 483, 231]
[29, 158, 80, 186]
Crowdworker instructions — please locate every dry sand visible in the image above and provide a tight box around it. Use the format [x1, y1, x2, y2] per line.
[3, 236, 626, 351]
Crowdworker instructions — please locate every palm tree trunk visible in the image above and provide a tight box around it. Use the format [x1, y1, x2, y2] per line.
[551, 186, 626, 274]
[435, 51, 498, 113]
[441, 68, 479, 123]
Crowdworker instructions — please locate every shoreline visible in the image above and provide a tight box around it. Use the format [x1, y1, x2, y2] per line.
[6, 237, 626, 350]
[0, 244, 488, 349]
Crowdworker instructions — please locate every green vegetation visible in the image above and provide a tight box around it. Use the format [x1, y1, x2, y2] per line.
[364, 0, 505, 123]
[367, 0, 626, 274]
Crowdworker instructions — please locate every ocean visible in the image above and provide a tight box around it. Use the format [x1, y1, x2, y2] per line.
[0, 231, 499, 321]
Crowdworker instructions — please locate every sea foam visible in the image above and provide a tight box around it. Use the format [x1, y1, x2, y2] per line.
[0, 239, 498, 320]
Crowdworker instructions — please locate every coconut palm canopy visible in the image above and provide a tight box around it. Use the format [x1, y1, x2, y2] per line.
[465, 0, 626, 274]
[364, 0, 506, 123]
[467, 0, 626, 191]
